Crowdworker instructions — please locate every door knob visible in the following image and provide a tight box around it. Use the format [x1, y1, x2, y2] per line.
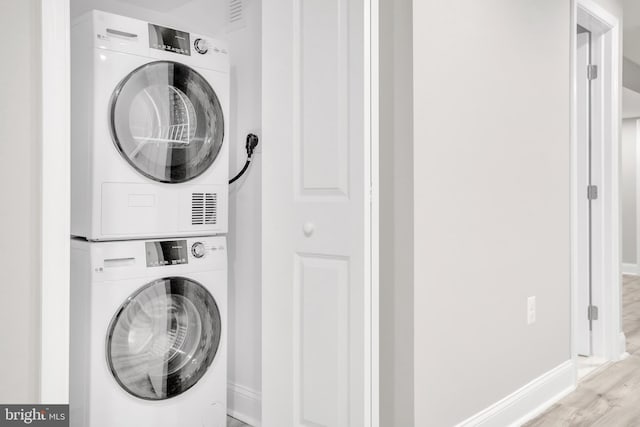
[303, 222, 315, 237]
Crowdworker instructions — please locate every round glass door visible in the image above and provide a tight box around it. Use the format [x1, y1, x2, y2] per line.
[106, 277, 221, 400]
[109, 61, 224, 183]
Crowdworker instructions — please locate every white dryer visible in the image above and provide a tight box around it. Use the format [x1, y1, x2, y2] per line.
[70, 236, 227, 427]
[71, 10, 229, 241]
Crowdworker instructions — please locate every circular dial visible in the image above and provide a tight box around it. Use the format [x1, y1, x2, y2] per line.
[191, 242, 206, 258]
[194, 38, 209, 54]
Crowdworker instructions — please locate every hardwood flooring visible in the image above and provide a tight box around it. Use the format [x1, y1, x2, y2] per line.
[524, 275, 640, 427]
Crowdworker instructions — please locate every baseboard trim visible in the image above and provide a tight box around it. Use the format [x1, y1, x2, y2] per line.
[455, 360, 575, 427]
[622, 263, 639, 276]
[228, 382, 261, 427]
[619, 332, 628, 359]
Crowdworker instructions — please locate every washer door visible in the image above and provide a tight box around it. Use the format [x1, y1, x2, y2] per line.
[109, 61, 224, 183]
[106, 277, 221, 400]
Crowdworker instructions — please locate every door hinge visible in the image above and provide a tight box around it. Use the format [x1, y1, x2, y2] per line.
[587, 185, 598, 200]
[587, 64, 598, 81]
[588, 305, 599, 321]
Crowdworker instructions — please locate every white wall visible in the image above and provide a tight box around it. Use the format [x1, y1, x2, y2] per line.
[379, 0, 414, 425]
[0, 0, 42, 403]
[70, 1, 263, 422]
[622, 119, 638, 266]
[226, 0, 263, 424]
[412, 1, 573, 425]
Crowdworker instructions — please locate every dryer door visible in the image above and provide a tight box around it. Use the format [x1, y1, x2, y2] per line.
[106, 277, 221, 400]
[109, 60, 225, 183]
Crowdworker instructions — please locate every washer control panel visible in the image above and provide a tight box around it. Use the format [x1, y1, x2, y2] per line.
[87, 236, 227, 279]
[145, 239, 189, 267]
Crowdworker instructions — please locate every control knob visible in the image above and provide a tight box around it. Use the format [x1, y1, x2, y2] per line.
[191, 242, 207, 258]
[194, 38, 209, 54]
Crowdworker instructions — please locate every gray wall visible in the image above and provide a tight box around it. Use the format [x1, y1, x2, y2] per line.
[0, 0, 42, 403]
[379, 0, 414, 425]
[412, 1, 572, 424]
[623, 58, 640, 95]
[623, 119, 638, 265]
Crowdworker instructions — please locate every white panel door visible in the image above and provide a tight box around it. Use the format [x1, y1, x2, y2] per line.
[262, 0, 371, 426]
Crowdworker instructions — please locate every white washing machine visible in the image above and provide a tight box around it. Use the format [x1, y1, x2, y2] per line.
[71, 10, 229, 241]
[70, 236, 227, 427]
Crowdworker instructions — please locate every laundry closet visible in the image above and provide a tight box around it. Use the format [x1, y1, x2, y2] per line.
[68, 0, 262, 425]
[64, 0, 377, 425]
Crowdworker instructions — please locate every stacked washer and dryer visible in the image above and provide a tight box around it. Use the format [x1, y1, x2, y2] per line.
[70, 10, 230, 427]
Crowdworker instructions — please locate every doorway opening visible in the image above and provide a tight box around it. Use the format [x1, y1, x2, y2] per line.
[41, 1, 379, 426]
[572, 1, 623, 381]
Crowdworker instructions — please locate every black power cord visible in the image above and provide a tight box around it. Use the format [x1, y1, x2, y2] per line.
[229, 133, 260, 184]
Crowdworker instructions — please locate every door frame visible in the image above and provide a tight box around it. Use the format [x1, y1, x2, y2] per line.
[40, 0, 380, 420]
[571, 0, 623, 377]
[368, 0, 380, 425]
[40, 0, 71, 403]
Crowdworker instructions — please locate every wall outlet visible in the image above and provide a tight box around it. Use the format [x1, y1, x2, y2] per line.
[527, 296, 536, 325]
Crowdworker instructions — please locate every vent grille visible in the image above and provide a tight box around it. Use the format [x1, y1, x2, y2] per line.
[228, 0, 247, 31]
[192, 193, 217, 226]
[229, 0, 243, 23]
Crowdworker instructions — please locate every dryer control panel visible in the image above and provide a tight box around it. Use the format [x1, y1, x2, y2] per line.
[148, 23, 191, 56]
[76, 10, 229, 72]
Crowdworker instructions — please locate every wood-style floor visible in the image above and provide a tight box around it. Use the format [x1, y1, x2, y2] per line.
[524, 275, 640, 426]
[227, 416, 251, 427]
